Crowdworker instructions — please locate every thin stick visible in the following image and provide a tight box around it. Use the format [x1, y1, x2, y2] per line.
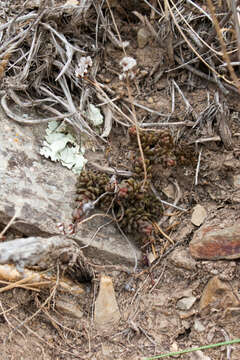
[0, 280, 41, 292]
[195, 148, 202, 186]
[153, 222, 174, 245]
[0, 13, 37, 32]
[126, 78, 148, 188]
[0, 274, 38, 293]
[0, 213, 18, 239]
[40, 22, 85, 54]
[140, 121, 192, 128]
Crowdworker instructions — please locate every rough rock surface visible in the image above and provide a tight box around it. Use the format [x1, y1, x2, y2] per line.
[189, 223, 240, 260]
[55, 298, 84, 319]
[199, 276, 239, 312]
[94, 275, 120, 330]
[191, 204, 207, 227]
[0, 107, 140, 266]
[176, 296, 196, 311]
[0, 235, 77, 271]
[169, 248, 197, 271]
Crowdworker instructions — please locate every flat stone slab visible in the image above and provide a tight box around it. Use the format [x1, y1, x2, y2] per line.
[0, 106, 140, 266]
[190, 223, 240, 260]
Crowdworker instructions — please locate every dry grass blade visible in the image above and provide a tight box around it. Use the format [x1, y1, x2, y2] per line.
[0, 2, 102, 142]
[4, 266, 60, 343]
[0, 275, 40, 293]
[206, 0, 240, 92]
[231, 0, 240, 62]
[167, 0, 220, 77]
[0, 280, 42, 292]
[1, 94, 74, 124]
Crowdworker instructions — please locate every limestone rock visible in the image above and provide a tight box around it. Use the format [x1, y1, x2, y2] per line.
[190, 223, 240, 260]
[191, 204, 207, 226]
[0, 107, 140, 266]
[94, 275, 120, 330]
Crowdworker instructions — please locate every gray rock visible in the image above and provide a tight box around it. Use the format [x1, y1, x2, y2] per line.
[157, 318, 170, 333]
[0, 106, 140, 267]
[137, 28, 149, 48]
[193, 319, 205, 332]
[191, 204, 207, 226]
[233, 174, 240, 188]
[176, 296, 196, 311]
[0, 235, 76, 272]
[169, 248, 196, 271]
[55, 299, 83, 319]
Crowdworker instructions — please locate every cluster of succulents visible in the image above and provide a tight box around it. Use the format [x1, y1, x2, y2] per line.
[73, 127, 196, 247]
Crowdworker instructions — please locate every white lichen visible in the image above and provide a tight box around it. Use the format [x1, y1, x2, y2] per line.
[40, 121, 87, 174]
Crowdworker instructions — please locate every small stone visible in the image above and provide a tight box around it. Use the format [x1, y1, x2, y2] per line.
[189, 350, 212, 360]
[162, 183, 175, 199]
[190, 223, 240, 260]
[233, 174, 240, 188]
[94, 275, 120, 330]
[55, 299, 83, 319]
[169, 248, 196, 270]
[158, 318, 170, 332]
[65, 0, 79, 5]
[26, 0, 41, 8]
[147, 251, 157, 265]
[191, 204, 207, 226]
[194, 319, 205, 332]
[170, 342, 178, 353]
[137, 27, 149, 48]
[147, 97, 154, 104]
[179, 310, 196, 319]
[223, 154, 237, 169]
[199, 276, 239, 311]
[176, 296, 196, 311]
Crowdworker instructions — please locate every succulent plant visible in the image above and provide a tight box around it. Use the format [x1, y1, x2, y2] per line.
[73, 127, 196, 249]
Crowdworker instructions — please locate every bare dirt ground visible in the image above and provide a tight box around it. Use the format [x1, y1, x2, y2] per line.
[1, 1, 240, 359]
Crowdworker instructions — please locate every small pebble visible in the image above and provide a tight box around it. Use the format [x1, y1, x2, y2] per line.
[176, 296, 196, 311]
[137, 27, 149, 48]
[191, 204, 207, 226]
[147, 97, 154, 104]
